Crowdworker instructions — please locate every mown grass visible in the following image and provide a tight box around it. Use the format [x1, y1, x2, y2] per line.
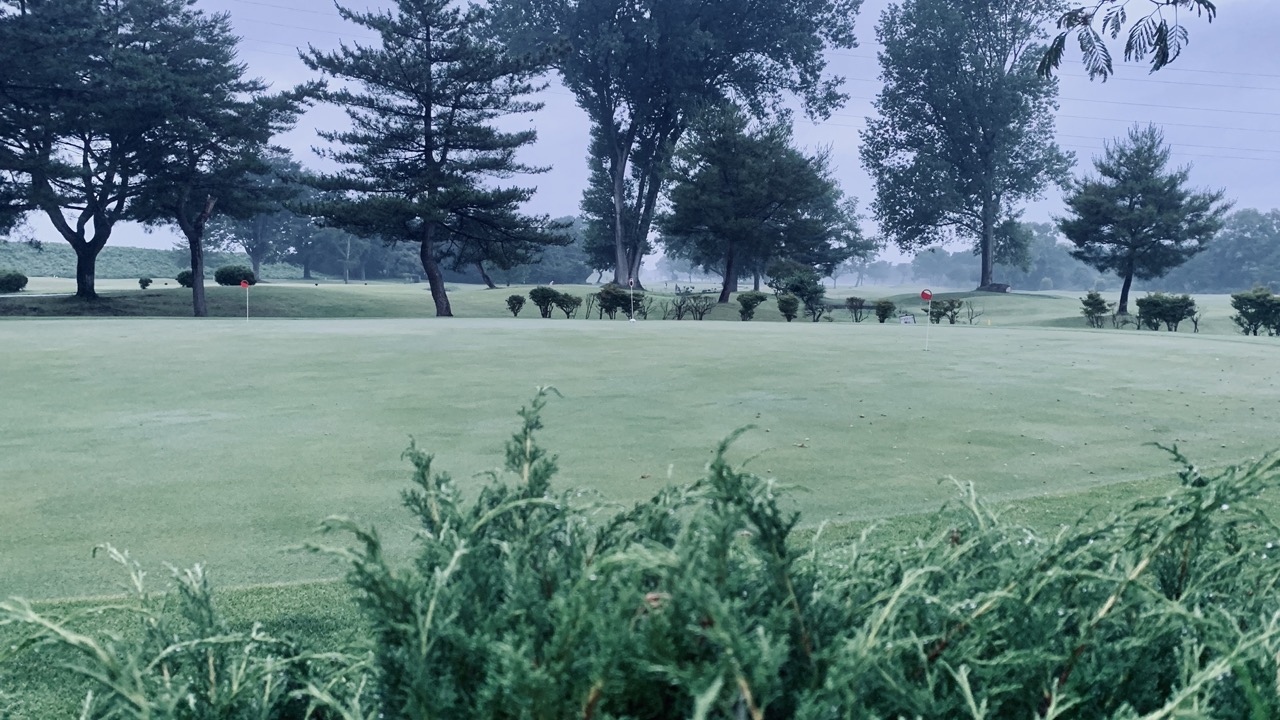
[2, 284, 1275, 716]
[3, 313, 1277, 600]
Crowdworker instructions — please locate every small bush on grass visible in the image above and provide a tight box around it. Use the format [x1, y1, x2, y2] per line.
[0, 270, 28, 293]
[529, 286, 559, 318]
[767, 260, 827, 321]
[1080, 290, 1113, 328]
[874, 298, 896, 323]
[687, 294, 716, 320]
[927, 298, 965, 325]
[554, 292, 582, 319]
[1136, 293, 1197, 332]
[845, 296, 868, 322]
[596, 283, 638, 319]
[737, 291, 768, 321]
[138, 277, 152, 290]
[214, 265, 255, 287]
[1231, 287, 1280, 336]
[776, 293, 800, 322]
[175, 269, 195, 288]
[506, 294, 525, 316]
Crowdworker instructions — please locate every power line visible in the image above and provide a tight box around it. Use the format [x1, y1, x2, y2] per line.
[813, 120, 1280, 163]
[224, 0, 346, 19]
[828, 50, 1280, 83]
[1058, 114, 1280, 136]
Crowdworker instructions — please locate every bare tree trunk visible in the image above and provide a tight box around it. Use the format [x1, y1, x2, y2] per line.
[181, 195, 218, 318]
[612, 148, 630, 287]
[250, 255, 263, 283]
[1117, 268, 1134, 315]
[189, 236, 207, 317]
[476, 261, 496, 289]
[753, 271, 761, 292]
[73, 244, 103, 299]
[718, 247, 737, 303]
[419, 227, 452, 317]
[978, 197, 995, 289]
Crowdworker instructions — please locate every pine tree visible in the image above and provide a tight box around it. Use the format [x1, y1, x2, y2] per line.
[302, 0, 561, 317]
[493, 0, 860, 289]
[659, 107, 870, 303]
[1059, 125, 1230, 314]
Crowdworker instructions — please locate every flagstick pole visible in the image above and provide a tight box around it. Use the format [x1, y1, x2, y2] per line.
[924, 298, 931, 351]
[245, 286, 249, 321]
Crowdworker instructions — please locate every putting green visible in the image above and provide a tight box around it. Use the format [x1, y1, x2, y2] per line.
[2, 316, 1276, 599]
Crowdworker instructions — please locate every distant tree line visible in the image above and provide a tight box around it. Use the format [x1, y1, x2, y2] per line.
[0, 0, 1235, 315]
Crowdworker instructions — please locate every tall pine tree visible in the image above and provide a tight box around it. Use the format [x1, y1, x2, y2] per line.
[129, 11, 308, 317]
[659, 107, 870, 303]
[1059, 124, 1230, 314]
[302, 0, 563, 317]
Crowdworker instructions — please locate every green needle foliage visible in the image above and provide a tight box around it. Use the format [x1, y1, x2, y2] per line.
[316, 390, 1280, 718]
[7, 391, 1280, 718]
[0, 547, 366, 719]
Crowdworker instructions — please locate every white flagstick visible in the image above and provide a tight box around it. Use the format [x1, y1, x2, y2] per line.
[242, 281, 250, 321]
[628, 277, 636, 322]
[920, 289, 933, 351]
[924, 298, 931, 351]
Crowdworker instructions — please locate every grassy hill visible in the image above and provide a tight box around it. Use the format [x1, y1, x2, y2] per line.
[0, 241, 306, 281]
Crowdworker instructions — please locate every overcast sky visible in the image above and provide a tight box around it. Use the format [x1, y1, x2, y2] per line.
[35, 0, 1280, 254]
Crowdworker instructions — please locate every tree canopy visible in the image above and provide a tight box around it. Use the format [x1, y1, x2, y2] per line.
[1040, 0, 1219, 80]
[1059, 124, 1230, 314]
[203, 151, 313, 282]
[129, 31, 308, 317]
[1157, 209, 1280, 294]
[0, 0, 185, 298]
[659, 107, 869, 303]
[493, 0, 861, 289]
[861, 0, 1073, 291]
[302, 0, 562, 317]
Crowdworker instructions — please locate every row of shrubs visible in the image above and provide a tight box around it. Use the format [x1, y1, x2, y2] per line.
[507, 286, 914, 324]
[0, 267, 257, 295]
[5, 392, 1280, 718]
[1080, 291, 1202, 331]
[173, 265, 257, 289]
[1081, 287, 1280, 335]
[1230, 287, 1280, 336]
[0, 270, 28, 293]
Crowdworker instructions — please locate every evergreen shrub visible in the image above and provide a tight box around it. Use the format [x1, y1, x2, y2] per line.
[874, 298, 896, 323]
[214, 265, 255, 287]
[1231, 287, 1280, 336]
[737, 291, 768, 321]
[529, 286, 560, 318]
[776, 293, 799, 322]
[0, 270, 27, 293]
